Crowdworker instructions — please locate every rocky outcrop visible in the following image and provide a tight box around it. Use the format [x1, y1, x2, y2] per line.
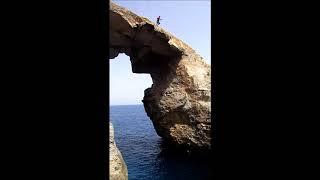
[110, 122, 128, 180]
[110, 2, 212, 150]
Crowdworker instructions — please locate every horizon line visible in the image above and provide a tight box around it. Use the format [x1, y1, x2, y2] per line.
[110, 104, 143, 106]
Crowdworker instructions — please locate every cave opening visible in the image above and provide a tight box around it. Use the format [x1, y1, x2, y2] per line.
[109, 52, 165, 180]
[110, 53, 153, 106]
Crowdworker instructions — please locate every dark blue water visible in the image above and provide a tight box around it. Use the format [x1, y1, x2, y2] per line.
[110, 105, 212, 180]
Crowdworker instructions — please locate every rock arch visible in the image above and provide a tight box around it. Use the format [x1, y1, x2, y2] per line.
[109, 2, 212, 150]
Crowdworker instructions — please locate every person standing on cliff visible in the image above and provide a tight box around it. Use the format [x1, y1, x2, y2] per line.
[156, 16, 162, 25]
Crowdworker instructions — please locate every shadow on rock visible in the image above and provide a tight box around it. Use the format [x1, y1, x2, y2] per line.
[154, 139, 213, 180]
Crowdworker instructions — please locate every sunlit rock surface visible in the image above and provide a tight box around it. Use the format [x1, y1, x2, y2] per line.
[110, 122, 128, 180]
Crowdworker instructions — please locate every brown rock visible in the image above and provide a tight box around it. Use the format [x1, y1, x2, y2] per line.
[110, 122, 128, 180]
[110, 1, 212, 150]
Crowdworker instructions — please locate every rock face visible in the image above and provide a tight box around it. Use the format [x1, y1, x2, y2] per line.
[110, 122, 128, 180]
[110, 2, 212, 150]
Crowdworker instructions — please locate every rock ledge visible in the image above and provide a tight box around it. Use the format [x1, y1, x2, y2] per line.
[110, 122, 128, 180]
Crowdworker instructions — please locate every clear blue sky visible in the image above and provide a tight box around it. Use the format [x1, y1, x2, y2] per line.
[110, 0, 211, 105]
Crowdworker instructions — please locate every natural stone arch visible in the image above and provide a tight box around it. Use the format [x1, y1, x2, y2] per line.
[109, 2, 212, 150]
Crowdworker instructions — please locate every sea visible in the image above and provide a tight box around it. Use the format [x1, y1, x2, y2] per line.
[110, 105, 212, 180]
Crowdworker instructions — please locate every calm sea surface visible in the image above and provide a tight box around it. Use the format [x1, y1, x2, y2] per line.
[110, 105, 212, 180]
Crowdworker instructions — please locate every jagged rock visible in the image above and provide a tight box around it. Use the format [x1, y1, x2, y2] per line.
[110, 122, 128, 180]
[110, 2, 212, 150]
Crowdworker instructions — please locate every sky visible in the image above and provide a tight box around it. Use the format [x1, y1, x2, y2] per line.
[110, 0, 211, 105]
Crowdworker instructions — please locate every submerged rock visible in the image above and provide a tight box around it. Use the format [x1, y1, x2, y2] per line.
[110, 1, 212, 150]
[110, 122, 128, 180]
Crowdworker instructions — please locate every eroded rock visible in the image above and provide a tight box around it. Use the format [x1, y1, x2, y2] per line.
[110, 1, 212, 150]
[110, 122, 128, 180]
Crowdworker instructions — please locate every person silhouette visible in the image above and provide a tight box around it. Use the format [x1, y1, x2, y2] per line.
[156, 16, 162, 25]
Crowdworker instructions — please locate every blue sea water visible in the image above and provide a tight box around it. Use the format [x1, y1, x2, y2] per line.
[110, 105, 212, 180]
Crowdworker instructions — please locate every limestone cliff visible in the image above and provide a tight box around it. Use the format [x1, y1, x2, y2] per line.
[110, 122, 128, 180]
[110, 2, 212, 150]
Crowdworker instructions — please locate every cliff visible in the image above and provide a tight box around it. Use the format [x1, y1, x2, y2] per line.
[110, 1, 212, 150]
[110, 122, 128, 180]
